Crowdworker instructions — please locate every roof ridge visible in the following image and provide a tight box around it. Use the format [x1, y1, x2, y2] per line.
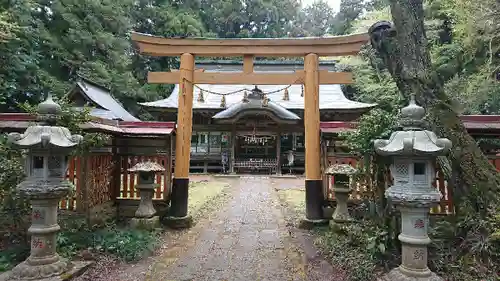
[195, 59, 338, 66]
[76, 74, 111, 92]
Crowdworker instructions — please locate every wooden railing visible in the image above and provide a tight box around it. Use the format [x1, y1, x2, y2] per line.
[233, 158, 278, 174]
[119, 155, 169, 199]
[61, 154, 114, 211]
[60, 154, 170, 211]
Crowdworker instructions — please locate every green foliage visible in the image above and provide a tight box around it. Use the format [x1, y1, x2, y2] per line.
[341, 108, 396, 155]
[429, 215, 500, 280]
[329, 0, 365, 35]
[324, 1, 500, 280]
[197, 0, 303, 38]
[314, 221, 397, 281]
[0, 218, 161, 271]
[57, 219, 160, 262]
[19, 96, 110, 154]
[0, 10, 18, 43]
[0, 245, 30, 272]
[292, 0, 335, 37]
[0, 136, 30, 242]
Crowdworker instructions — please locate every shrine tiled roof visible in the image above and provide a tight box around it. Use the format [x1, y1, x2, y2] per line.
[213, 88, 301, 122]
[140, 60, 376, 111]
[72, 77, 140, 122]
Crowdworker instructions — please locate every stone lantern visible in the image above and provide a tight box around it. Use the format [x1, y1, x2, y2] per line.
[325, 164, 357, 223]
[6, 94, 83, 280]
[128, 161, 164, 230]
[374, 95, 451, 281]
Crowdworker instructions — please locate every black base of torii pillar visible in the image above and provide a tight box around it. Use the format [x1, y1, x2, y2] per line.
[299, 53, 329, 229]
[163, 53, 195, 229]
[165, 178, 193, 228]
[299, 180, 329, 229]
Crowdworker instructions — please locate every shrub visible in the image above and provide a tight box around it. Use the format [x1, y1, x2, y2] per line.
[314, 220, 400, 281]
[57, 218, 160, 262]
[0, 136, 31, 249]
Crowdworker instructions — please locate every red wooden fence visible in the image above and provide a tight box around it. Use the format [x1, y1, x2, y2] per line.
[60, 154, 169, 211]
[119, 155, 169, 199]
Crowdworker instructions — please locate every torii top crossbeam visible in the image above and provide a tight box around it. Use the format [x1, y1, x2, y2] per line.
[131, 32, 369, 57]
[131, 32, 370, 86]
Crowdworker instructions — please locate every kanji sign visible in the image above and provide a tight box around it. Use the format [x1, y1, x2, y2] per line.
[414, 219, 425, 229]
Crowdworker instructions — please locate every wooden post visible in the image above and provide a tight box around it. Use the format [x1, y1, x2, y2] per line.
[111, 137, 121, 203]
[166, 135, 173, 200]
[303, 53, 326, 224]
[230, 125, 236, 174]
[243, 55, 254, 74]
[276, 131, 281, 175]
[167, 53, 195, 228]
[76, 155, 88, 213]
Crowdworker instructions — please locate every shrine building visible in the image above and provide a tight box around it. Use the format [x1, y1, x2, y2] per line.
[140, 60, 376, 174]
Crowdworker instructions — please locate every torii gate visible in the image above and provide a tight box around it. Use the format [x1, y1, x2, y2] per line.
[131, 32, 369, 228]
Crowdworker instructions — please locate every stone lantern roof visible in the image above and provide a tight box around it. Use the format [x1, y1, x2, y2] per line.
[374, 95, 452, 157]
[8, 94, 83, 148]
[325, 163, 357, 175]
[128, 161, 165, 172]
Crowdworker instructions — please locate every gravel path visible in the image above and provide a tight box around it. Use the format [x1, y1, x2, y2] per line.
[148, 176, 307, 280]
[77, 176, 339, 281]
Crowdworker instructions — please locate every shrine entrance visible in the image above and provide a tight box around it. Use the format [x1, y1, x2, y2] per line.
[233, 133, 278, 174]
[131, 32, 368, 228]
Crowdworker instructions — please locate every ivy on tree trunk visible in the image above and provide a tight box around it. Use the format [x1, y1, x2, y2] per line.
[368, 0, 500, 217]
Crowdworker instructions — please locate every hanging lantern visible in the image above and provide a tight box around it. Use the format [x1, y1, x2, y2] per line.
[242, 91, 249, 102]
[197, 89, 205, 102]
[220, 95, 226, 108]
[283, 88, 290, 101]
[262, 96, 269, 107]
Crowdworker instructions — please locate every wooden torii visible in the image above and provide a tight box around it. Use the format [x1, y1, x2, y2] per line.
[131, 32, 369, 228]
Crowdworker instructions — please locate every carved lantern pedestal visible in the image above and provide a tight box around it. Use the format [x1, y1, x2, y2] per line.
[325, 164, 357, 224]
[4, 94, 83, 281]
[374, 95, 451, 281]
[128, 161, 164, 230]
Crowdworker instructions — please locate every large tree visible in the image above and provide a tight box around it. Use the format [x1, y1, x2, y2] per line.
[196, 0, 302, 38]
[368, 0, 500, 261]
[330, 0, 365, 35]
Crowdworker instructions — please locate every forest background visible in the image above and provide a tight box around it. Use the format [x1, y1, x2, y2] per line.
[0, 0, 497, 120]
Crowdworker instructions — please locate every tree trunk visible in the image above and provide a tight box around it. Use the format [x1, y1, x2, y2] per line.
[368, 0, 500, 216]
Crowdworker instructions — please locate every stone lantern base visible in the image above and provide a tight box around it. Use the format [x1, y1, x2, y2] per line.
[0, 260, 93, 281]
[331, 186, 353, 223]
[379, 268, 443, 281]
[130, 216, 160, 230]
[10, 256, 70, 280]
[129, 182, 161, 231]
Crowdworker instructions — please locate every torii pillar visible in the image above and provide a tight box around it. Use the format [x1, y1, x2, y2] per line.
[300, 53, 329, 228]
[165, 53, 195, 228]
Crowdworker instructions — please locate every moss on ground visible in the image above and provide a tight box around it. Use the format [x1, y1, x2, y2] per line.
[276, 189, 306, 216]
[188, 180, 231, 219]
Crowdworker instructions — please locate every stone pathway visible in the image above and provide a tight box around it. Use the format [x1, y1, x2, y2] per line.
[76, 176, 339, 281]
[148, 176, 307, 281]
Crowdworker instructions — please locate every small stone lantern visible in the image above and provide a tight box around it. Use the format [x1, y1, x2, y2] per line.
[128, 161, 164, 230]
[6, 94, 83, 280]
[374, 95, 451, 281]
[325, 164, 357, 223]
